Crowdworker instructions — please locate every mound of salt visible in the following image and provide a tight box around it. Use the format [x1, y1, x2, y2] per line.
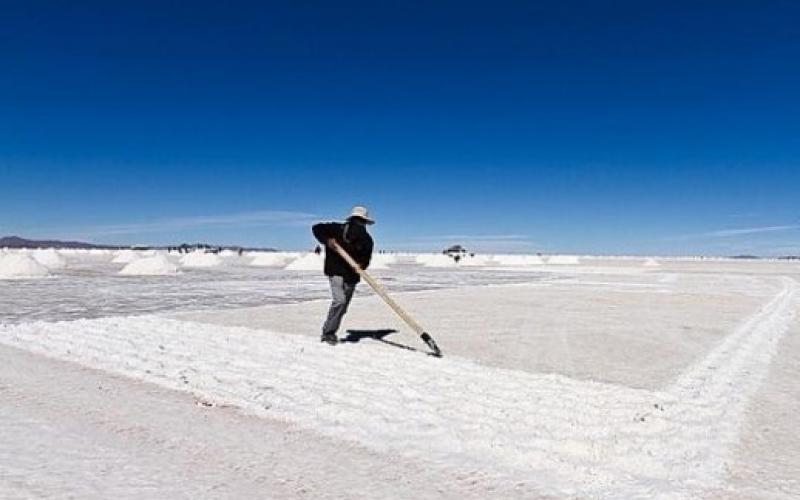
[459, 254, 492, 267]
[547, 255, 581, 265]
[495, 254, 537, 266]
[180, 251, 224, 268]
[249, 252, 295, 267]
[643, 258, 661, 267]
[112, 250, 140, 264]
[119, 255, 179, 276]
[374, 253, 397, 264]
[0, 253, 51, 279]
[368, 254, 396, 270]
[90, 249, 112, 258]
[416, 254, 458, 268]
[284, 253, 324, 271]
[525, 255, 546, 265]
[67, 249, 104, 262]
[32, 248, 69, 270]
[367, 259, 389, 270]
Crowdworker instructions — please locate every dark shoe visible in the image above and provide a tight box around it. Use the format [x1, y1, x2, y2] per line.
[320, 333, 338, 345]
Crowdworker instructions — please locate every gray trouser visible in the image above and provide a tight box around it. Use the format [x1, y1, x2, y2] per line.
[321, 276, 356, 336]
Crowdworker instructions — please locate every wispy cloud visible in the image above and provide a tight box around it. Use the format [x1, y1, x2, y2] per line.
[698, 237, 800, 256]
[705, 225, 800, 237]
[31, 210, 317, 239]
[405, 234, 532, 242]
[660, 222, 800, 256]
[667, 224, 800, 241]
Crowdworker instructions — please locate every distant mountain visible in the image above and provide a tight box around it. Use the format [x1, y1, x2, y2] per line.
[0, 236, 120, 249]
[0, 235, 277, 252]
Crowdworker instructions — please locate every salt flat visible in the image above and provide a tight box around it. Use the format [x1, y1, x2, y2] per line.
[1, 252, 799, 499]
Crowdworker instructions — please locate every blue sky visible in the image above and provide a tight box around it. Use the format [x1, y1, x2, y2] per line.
[1, 1, 798, 255]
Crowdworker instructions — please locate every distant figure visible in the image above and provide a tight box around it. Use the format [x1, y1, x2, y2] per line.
[238, 248, 244, 256]
[314, 245, 322, 255]
[312, 206, 375, 345]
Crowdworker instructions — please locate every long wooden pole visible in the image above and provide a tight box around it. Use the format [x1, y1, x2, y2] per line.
[329, 240, 442, 356]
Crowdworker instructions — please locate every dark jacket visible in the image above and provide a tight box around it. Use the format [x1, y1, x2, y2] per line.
[312, 221, 373, 284]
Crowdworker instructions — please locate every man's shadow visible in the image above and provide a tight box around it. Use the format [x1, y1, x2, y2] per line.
[340, 329, 421, 353]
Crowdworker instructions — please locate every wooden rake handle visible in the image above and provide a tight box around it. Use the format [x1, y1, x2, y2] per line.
[328, 240, 442, 356]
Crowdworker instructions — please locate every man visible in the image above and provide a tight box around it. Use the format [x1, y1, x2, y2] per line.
[312, 206, 375, 345]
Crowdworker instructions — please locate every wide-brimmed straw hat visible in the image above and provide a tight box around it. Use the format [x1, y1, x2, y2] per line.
[348, 205, 374, 224]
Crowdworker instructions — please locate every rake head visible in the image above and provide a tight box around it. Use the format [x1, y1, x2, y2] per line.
[420, 332, 443, 358]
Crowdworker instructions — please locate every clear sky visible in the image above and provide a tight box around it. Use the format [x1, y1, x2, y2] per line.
[1, 1, 798, 255]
